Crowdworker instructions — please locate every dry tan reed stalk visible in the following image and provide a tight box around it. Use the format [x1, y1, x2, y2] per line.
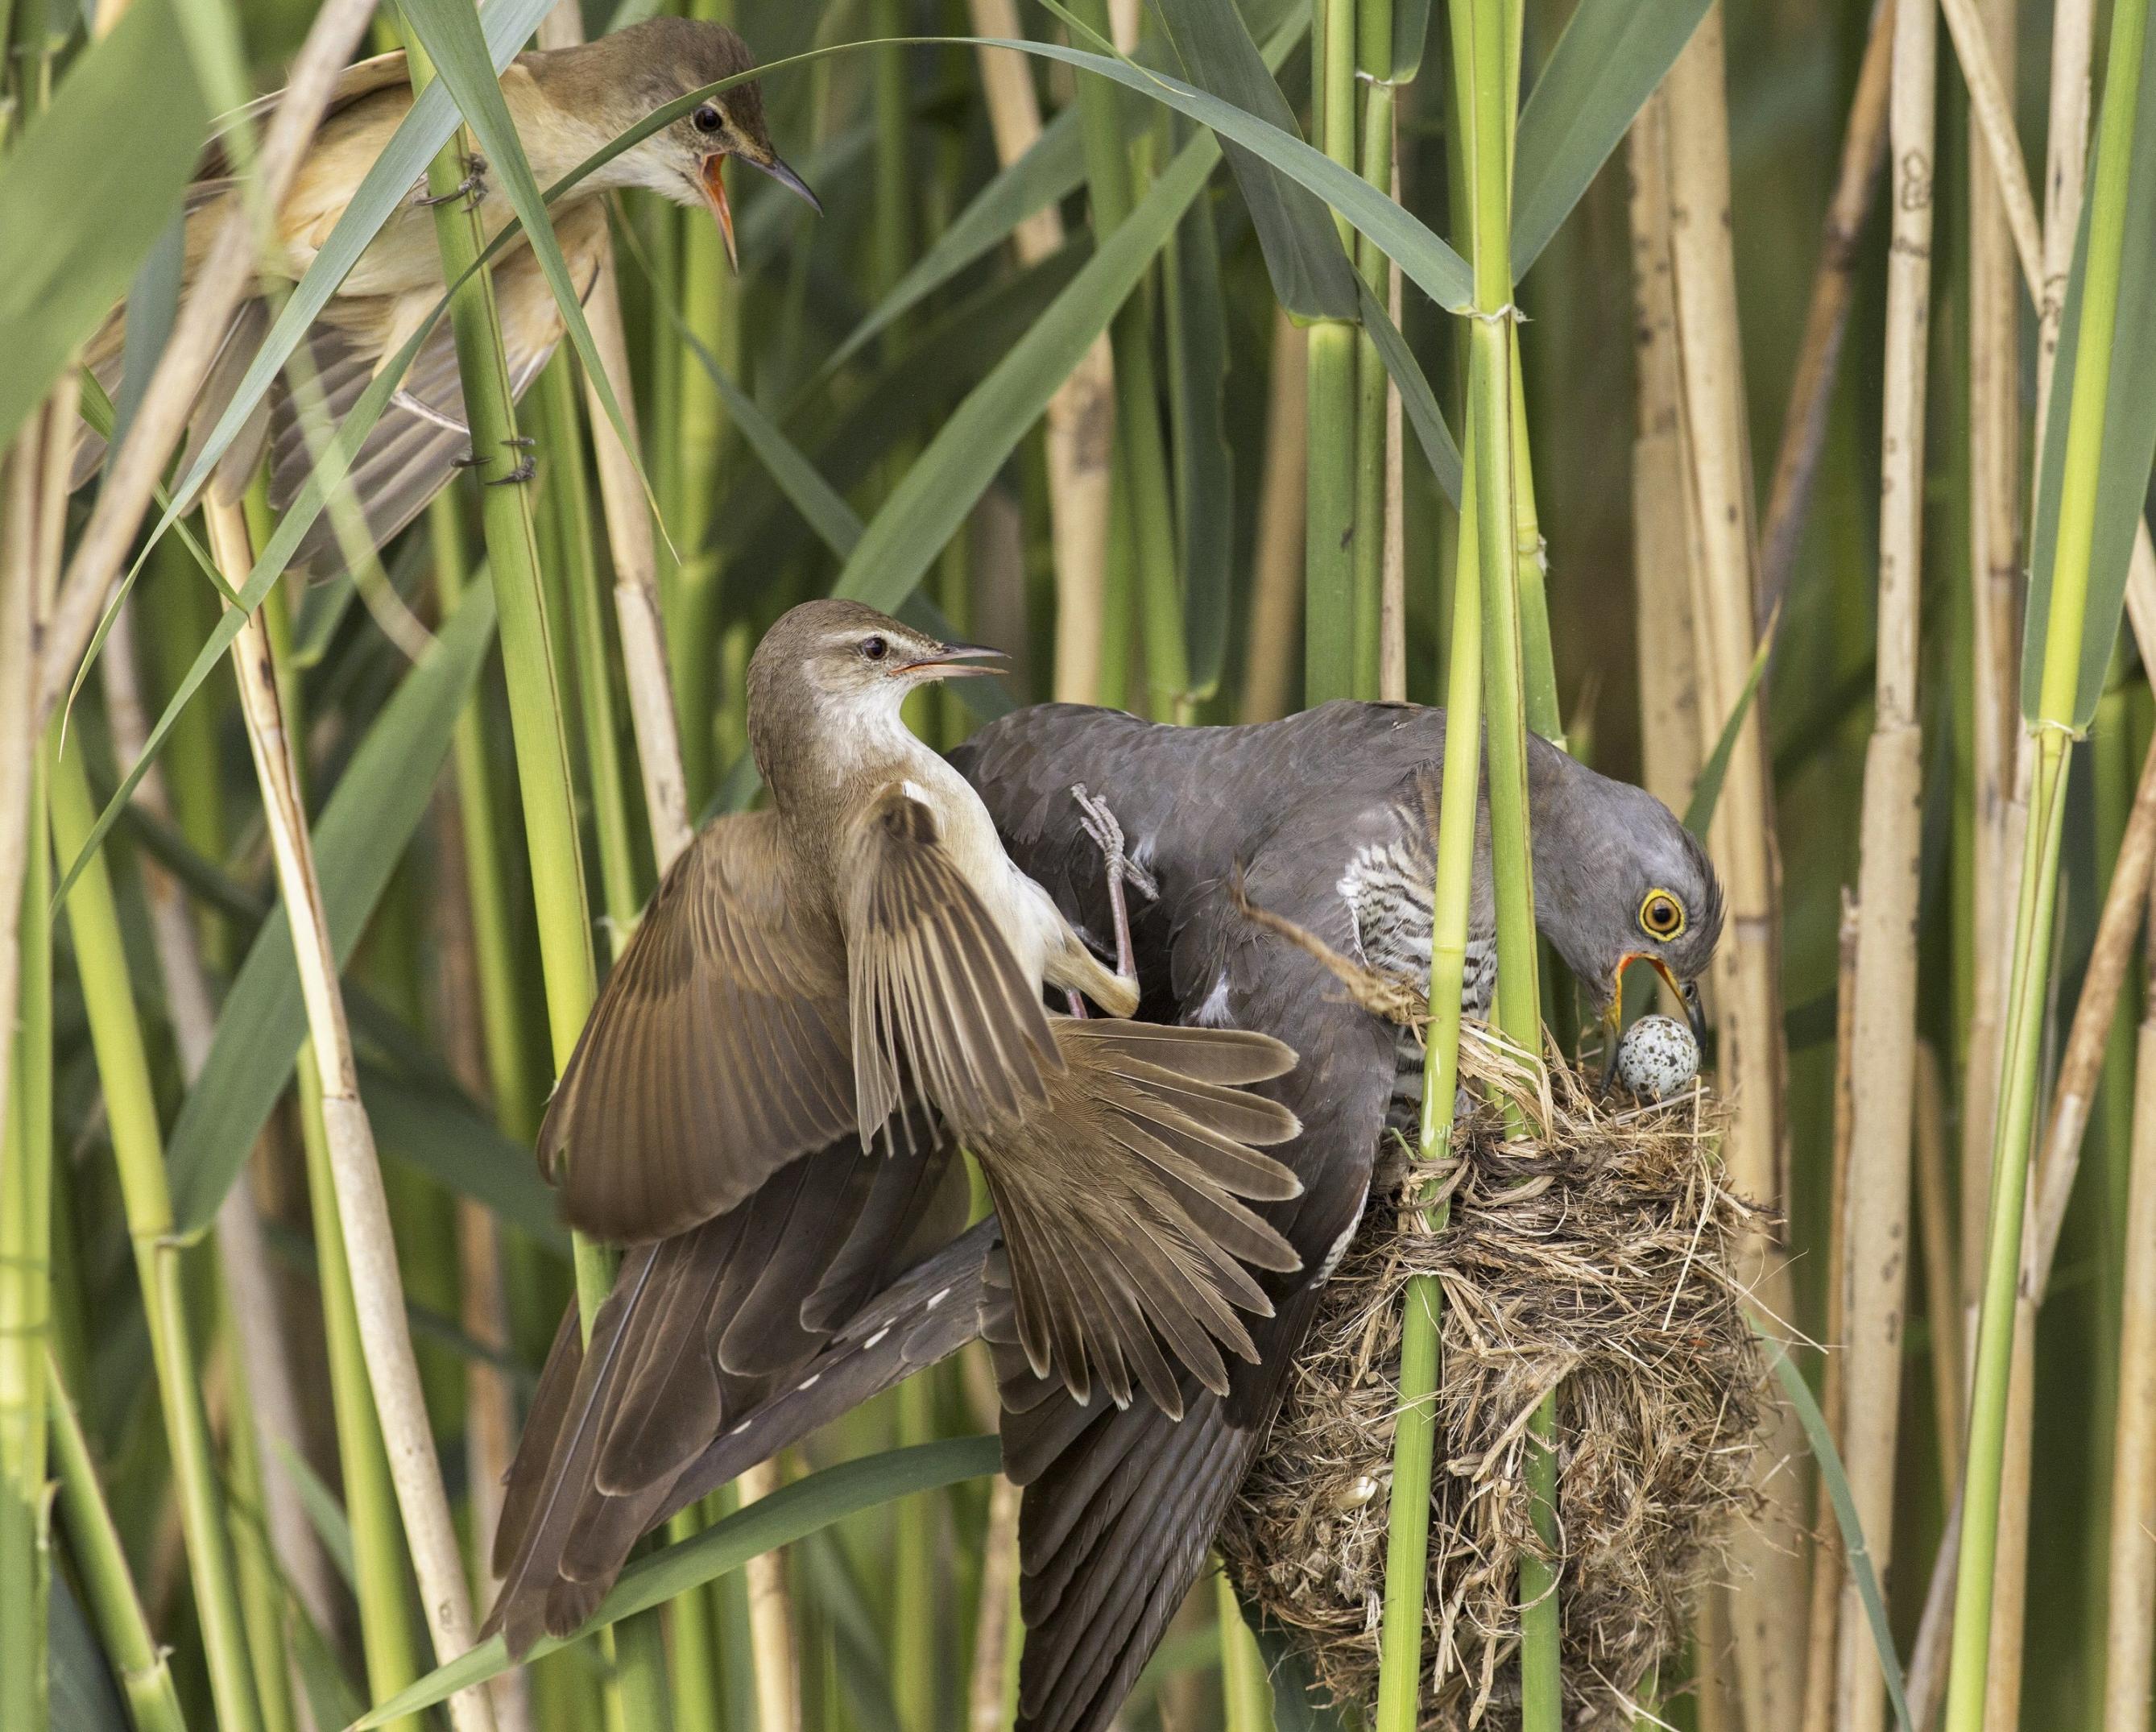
[1625, 93, 1704, 821]
[101, 599, 338, 1649]
[1958, 0, 2022, 1397]
[2104, 1000, 2156, 1731]
[1660, 15, 1808, 1721]
[2030, 728, 2156, 1285]
[735, 1456, 801, 1732]
[1936, 0, 2156, 667]
[971, 0, 1115, 702]
[35, 0, 380, 727]
[1831, 1, 1934, 1725]
[1914, 1041, 1963, 1500]
[969, 1472, 1023, 1732]
[1242, 306, 1310, 723]
[1798, 891, 1860, 1732]
[205, 499, 495, 1732]
[1756, 0, 1893, 623]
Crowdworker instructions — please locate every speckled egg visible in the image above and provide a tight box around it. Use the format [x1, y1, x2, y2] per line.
[1615, 1013, 1701, 1101]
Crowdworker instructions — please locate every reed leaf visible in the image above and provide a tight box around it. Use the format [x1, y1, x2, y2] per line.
[2018, 5, 2156, 730]
[0, 0, 208, 445]
[163, 581, 498, 1234]
[353, 1438, 1003, 1725]
[1511, 0, 1712, 273]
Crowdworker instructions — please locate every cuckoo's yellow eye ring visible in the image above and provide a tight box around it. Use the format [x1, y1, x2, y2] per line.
[1639, 889, 1686, 941]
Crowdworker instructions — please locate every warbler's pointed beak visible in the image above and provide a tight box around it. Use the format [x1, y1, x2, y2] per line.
[697, 155, 739, 272]
[897, 641, 1009, 682]
[748, 150, 821, 215]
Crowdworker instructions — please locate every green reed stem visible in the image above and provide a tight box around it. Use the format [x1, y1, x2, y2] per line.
[404, 29, 671, 1723]
[1305, 0, 1362, 704]
[1351, 0, 1393, 700]
[538, 353, 643, 926]
[1945, 2, 2150, 1725]
[1070, 0, 1192, 718]
[47, 1349, 189, 1732]
[667, 0, 739, 811]
[0, 736, 52, 1732]
[49, 740, 265, 1732]
[1375, 435, 1486, 1732]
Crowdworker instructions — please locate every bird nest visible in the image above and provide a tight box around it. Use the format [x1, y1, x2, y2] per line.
[1217, 1021, 1771, 1730]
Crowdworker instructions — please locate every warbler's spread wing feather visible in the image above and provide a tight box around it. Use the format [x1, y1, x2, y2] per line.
[542, 808, 856, 1244]
[842, 784, 1058, 1140]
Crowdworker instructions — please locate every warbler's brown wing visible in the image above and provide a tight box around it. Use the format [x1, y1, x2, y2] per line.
[542, 808, 856, 1243]
[486, 1126, 959, 1656]
[842, 784, 1061, 1140]
[268, 199, 606, 580]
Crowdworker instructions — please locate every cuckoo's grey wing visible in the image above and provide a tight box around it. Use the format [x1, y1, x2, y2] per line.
[958, 715, 1412, 1732]
[539, 807, 857, 1244]
[486, 1123, 955, 1655]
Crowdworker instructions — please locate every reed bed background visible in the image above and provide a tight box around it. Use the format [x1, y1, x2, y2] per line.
[3, 0, 2156, 1727]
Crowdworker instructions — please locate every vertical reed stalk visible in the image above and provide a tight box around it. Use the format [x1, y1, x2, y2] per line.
[47, 1353, 188, 1732]
[1351, 0, 1394, 699]
[1070, 0, 1190, 716]
[968, 1471, 1023, 1732]
[970, 1, 1115, 702]
[666, 0, 740, 810]
[1832, 1, 1934, 1727]
[1958, 0, 2022, 1457]
[1662, 15, 1810, 1717]
[106, 590, 337, 1627]
[1757, 0, 1893, 619]
[2105, 970, 2156, 1732]
[0, 398, 60, 1732]
[1915, 1042, 1964, 1500]
[206, 493, 494, 1732]
[48, 733, 265, 1732]
[1375, 445, 1485, 1732]
[1947, 4, 2152, 1722]
[1625, 91, 1703, 821]
[1304, 0, 1359, 703]
[1242, 308, 1309, 722]
[1799, 892, 1860, 1732]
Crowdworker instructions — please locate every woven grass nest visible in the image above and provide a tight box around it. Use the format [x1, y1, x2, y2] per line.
[1217, 1017, 1771, 1731]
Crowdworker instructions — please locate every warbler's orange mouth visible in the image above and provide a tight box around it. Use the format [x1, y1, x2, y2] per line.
[697, 155, 737, 271]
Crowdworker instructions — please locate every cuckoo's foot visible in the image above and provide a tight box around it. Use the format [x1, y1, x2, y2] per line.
[485, 437, 538, 486]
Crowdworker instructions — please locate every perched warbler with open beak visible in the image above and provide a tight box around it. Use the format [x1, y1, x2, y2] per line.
[72, 17, 817, 575]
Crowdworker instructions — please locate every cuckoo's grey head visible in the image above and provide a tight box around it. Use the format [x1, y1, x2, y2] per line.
[747, 599, 1006, 786]
[1532, 764, 1724, 1043]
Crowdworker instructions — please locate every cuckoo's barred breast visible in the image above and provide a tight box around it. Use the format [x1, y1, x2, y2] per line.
[1335, 818, 1495, 1137]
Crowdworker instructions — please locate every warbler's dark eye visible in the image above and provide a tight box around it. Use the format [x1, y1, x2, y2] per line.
[1639, 890, 1686, 940]
[860, 636, 888, 661]
[692, 103, 724, 135]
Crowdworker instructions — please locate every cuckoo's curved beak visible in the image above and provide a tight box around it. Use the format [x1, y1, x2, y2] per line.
[896, 641, 1009, 682]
